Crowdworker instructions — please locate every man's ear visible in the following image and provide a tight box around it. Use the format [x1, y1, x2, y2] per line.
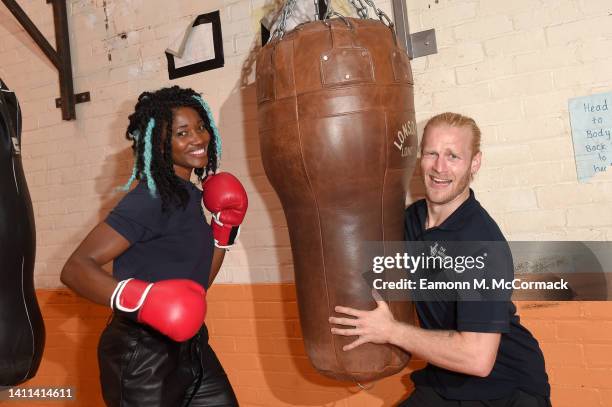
[471, 151, 482, 176]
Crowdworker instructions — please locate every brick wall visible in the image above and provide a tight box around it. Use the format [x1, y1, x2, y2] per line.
[0, 0, 610, 286]
[405, 0, 612, 238]
[4, 286, 414, 407]
[1, 0, 612, 405]
[2, 288, 611, 407]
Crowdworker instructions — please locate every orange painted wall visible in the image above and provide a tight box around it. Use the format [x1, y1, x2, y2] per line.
[2, 286, 612, 407]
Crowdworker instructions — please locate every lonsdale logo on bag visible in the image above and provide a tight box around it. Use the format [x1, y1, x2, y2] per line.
[11, 137, 20, 155]
[394, 120, 417, 157]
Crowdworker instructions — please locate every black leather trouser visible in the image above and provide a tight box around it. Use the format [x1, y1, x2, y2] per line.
[98, 316, 238, 407]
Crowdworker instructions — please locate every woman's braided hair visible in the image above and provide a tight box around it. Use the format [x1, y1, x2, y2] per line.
[120, 86, 221, 211]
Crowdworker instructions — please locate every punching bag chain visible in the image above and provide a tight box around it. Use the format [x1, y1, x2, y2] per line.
[273, 0, 393, 40]
[348, 0, 393, 27]
[349, 0, 370, 18]
[271, 0, 298, 40]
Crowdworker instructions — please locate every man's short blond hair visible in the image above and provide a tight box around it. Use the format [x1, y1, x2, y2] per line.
[422, 112, 481, 156]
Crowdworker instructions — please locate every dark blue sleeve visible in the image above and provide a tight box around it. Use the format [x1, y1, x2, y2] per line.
[457, 301, 510, 333]
[105, 183, 164, 244]
[457, 242, 513, 333]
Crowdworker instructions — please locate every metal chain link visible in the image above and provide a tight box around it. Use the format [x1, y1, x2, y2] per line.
[349, 0, 370, 19]
[271, 0, 298, 40]
[352, 0, 394, 27]
[271, 0, 393, 40]
[323, 1, 335, 19]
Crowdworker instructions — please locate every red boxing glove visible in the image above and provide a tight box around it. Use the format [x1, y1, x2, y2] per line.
[111, 278, 206, 342]
[202, 172, 248, 249]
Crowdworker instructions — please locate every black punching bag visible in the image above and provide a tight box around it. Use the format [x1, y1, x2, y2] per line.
[0, 79, 45, 385]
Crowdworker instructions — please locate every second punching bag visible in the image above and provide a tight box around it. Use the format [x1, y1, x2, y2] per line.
[0, 79, 45, 385]
[256, 17, 418, 382]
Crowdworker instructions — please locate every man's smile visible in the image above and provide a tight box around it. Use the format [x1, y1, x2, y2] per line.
[429, 175, 452, 187]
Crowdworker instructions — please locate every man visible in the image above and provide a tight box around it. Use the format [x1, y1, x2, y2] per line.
[330, 112, 551, 406]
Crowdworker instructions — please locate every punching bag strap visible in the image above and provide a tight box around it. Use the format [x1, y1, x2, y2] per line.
[327, 19, 356, 49]
[321, 21, 374, 88]
[0, 79, 21, 158]
[0, 85, 16, 156]
[256, 45, 276, 104]
[391, 49, 413, 84]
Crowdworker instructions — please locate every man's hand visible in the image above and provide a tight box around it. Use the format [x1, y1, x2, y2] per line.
[329, 300, 398, 351]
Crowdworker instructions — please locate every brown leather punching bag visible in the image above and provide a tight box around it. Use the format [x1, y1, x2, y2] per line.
[256, 17, 418, 382]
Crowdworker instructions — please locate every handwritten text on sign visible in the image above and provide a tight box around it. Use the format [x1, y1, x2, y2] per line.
[568, 92, 612, 182]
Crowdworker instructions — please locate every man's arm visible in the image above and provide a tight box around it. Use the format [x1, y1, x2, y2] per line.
[330, 301, 500, 377]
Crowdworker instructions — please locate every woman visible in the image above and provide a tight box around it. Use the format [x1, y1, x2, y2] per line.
[61, 86, 245, 406]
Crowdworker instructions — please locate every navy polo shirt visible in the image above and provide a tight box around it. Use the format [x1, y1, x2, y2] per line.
[105, 180, 214, 289]
[404, 189, 550, 400]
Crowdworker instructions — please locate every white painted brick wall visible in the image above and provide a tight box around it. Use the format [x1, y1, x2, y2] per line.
[0, 0, 611, 288]
[409, 0, 612, 241]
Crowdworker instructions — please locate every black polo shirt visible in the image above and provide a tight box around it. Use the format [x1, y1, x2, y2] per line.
[106, 179, 213, 289]
[404, 189, 550, 400]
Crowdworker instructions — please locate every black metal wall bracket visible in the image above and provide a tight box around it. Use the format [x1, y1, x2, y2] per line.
[1, 0, 90, 120]
[55, 91, 90, 109]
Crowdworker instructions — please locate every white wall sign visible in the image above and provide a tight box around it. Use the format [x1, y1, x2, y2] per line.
[568, 91, 612, 182]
